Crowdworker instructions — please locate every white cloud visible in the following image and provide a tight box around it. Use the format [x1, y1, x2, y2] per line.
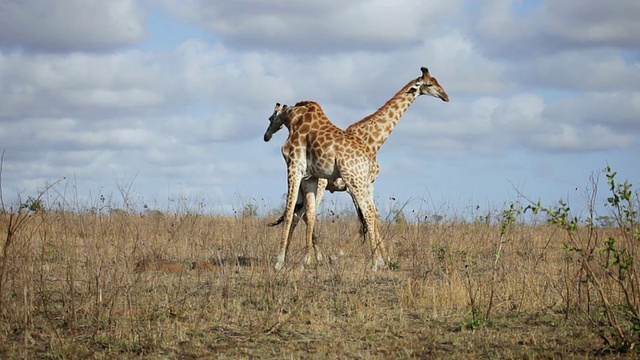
[512, 49, 640, 92]
[471, 0, 640, 59]
[0, 0, 638, 215]
[159, 0, 464, 52]
[530, 124, 634, 152]
[541, 1, 640, 48]
[491, 94, 545, 131]
[65, 88, 165, 109]
[0, 0, 146, 52]
[426, 34, 515, 95]
[398, 90, 637, 157]
[0, 51, 170, 120]
[544, 91, 640, 132]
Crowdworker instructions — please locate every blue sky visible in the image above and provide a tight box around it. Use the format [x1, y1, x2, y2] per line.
[0, 0, 638, 220]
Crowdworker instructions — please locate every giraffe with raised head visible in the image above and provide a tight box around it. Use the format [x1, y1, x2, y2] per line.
[264, 101, 384, 271]
[265, 67, 449, 266]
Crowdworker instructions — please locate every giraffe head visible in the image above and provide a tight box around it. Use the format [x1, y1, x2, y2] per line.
[407, 67, 449, 102]
[263, 102, 287, 142]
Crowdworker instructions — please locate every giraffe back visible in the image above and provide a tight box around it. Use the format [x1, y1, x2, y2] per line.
[279, 101, 377, 183]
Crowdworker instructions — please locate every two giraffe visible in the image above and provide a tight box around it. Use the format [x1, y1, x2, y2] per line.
[265, 101, 384, 271]
[264, 67, 449, 270]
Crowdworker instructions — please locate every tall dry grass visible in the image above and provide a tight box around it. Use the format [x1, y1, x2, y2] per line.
[1, 197, 637, 358]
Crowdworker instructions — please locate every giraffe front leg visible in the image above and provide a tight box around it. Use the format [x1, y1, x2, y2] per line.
[361, 187, 386, 271]
[347, 190, 386, 271]
[369, 204, 387, 271]
[360, 181, 386, 270]
[371, 199, 388, 265]
[275, 173, 302, 272]
[358, 206, 384, 271]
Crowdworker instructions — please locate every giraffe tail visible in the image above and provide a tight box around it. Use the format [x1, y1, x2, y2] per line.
[356, 206, 367, 241]
[267, 215, 285, 227]
[267, 202, 305, 227]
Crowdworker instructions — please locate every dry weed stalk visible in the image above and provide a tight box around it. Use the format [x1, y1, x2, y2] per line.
[134, 258, 188, 273]
[0, 163, 637, 357]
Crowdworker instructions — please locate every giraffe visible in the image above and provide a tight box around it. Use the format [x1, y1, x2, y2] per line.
[264, 101, 385, 271]
[265, 67, 449, 266]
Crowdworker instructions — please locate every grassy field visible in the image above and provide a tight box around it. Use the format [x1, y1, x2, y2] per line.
[1, 190, 639, 360]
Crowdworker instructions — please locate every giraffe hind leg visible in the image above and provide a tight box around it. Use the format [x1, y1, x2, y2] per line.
[302, 178, 320, 267]
[311, 178, 328, 263]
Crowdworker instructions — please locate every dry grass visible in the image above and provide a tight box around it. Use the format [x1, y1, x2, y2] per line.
[0, 209, 638, 359]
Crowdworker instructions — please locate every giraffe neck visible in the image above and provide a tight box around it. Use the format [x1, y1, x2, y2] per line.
[346, 80, 419, 153]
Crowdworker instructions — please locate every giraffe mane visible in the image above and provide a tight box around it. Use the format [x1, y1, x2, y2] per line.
[293, 100, 321, 108]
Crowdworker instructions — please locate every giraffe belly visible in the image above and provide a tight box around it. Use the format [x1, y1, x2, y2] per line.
[306, 162, 340, 182]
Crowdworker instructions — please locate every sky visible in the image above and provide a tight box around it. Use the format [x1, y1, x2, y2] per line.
[0, 0, 638, 220]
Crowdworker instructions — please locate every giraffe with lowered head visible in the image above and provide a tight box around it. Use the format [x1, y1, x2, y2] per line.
[264, 67, 449, 266]
[264, 101, 384, 271]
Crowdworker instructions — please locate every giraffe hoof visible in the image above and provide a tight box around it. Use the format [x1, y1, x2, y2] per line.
[372, 257, 387, 271]
[274, 261, 284, 272]
[303, 254, 313, 266]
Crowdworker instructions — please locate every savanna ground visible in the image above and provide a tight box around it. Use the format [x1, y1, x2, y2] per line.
[1, 169, 639, 359]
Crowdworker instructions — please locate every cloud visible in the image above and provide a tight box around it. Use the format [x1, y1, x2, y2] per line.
[544, 91, 640, 132]
[398, 90, 637, 157]
[517, 49, 640, 92]
[529, 124, 633, 153]
[540, 1, 640, 48]
[0, 0, 638, 215]
[490, 91, 638, 153]
[0, 51, 171, 121]
[0, 0, 146, 52]
[425, 34, 515, 95]
[174, 40, 297, 107]
[471, 0, 640, 59]
[159, 0, 464, 52]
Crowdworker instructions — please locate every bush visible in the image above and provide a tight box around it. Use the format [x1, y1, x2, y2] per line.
[524, 166, 639, 350]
